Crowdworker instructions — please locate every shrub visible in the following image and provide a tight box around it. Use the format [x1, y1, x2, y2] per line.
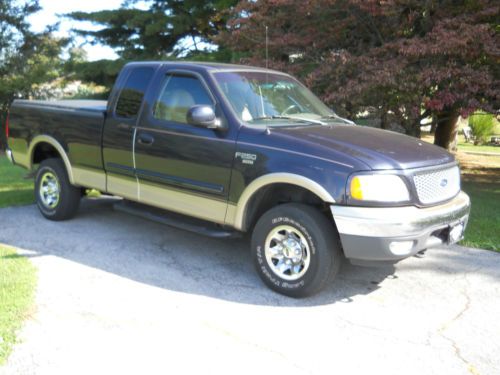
[469, 112, 495, 144]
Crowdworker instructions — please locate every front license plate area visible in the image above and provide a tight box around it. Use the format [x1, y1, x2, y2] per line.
[448, 222, 465, 244]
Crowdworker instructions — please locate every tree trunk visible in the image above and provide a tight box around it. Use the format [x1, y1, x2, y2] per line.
[430, 115, 437, 134]
[0, 112, 6, 151]
[434, 110, 459, 151]
[403, 120, 421, 138]
[380, 107, 389, 130]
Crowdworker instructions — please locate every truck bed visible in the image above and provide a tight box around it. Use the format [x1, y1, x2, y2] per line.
[14, 99, 107, 113]
[8, 99, 108, 181]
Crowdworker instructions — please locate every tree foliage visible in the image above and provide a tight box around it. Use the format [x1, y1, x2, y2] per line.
[65, 0, 238, 89]
[218, 0, 499, 149]
[469, 111, 495, 144]
[0, 0, 66, 148]
[68, 0, 238, 60]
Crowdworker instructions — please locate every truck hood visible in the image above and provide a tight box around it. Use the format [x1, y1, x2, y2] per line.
[272, 124, 455, 170]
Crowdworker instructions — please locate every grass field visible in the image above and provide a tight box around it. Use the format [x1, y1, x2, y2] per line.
[456, 151, 500, 251]
[461, 182, 500, 251]
[0, 156, 33, 208]
[421, 133, 500, 154]
[421, 134, 500, 251]
[457, 141, 500, 154]
[0, 245, 37, 365]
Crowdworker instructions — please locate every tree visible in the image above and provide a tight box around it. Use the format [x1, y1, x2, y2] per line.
[68, 0, 238, 60]
[1, 0, 66, 149]
[218, 0, 499, 150]
[64, 1, 238, 89]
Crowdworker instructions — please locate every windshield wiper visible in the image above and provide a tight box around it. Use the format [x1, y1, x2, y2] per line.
[251, 115, 326, 125]
[323, 113, 355, 125]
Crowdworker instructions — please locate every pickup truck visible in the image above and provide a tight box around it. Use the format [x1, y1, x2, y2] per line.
[5, 61, 470, 297]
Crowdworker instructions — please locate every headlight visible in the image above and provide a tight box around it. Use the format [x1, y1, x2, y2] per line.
[349, 174, 410, 202]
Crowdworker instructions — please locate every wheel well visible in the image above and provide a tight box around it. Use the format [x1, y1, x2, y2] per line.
[32, 142, 61, 166]
[243, 183, 332, 231]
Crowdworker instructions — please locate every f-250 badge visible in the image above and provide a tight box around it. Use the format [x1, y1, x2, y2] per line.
[235, 152, 257, 165]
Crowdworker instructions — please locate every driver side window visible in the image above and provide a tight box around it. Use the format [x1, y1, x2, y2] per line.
[153, 74, 214, 124]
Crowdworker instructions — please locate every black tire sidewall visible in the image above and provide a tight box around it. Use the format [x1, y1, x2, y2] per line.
[35, 159, 80, 220]
[252, 204, 338, 297]
[35, 164, 62, 217]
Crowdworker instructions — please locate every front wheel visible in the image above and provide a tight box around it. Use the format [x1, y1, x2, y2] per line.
[251, 203, 342, 298]
[35, 158, 81, 221]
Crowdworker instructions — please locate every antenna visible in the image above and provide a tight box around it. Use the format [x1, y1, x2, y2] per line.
[265, 25, 269, 70]
[264, 25, 269, 120]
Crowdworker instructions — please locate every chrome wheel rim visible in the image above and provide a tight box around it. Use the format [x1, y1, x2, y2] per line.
[264, 225, 311, 281]
[39, 172, 60, 209]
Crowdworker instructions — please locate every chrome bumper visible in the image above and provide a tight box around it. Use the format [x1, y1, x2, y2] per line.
[330, 191, 470, 264]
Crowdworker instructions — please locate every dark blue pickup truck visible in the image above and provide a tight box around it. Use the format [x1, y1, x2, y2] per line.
[5, 62, 470, 297]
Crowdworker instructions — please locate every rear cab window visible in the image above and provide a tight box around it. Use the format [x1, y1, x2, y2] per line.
[115, 67, 155, 119]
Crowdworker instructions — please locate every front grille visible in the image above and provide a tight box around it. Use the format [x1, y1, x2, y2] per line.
[413, 166, 460, 205]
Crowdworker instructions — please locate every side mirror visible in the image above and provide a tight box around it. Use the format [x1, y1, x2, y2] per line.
[187, 105, 223, 129]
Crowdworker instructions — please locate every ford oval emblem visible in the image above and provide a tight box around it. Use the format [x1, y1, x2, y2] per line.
[440, 178, 448, 187]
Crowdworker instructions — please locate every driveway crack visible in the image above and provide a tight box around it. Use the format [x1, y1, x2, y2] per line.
[436, 269, 480, 375]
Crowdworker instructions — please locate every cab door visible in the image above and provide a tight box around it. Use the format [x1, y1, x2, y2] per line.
[134, 69, 237, 224]
[102, 66, 155, 200]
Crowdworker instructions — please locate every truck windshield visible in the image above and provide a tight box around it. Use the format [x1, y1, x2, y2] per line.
[214, 71, 334, 126]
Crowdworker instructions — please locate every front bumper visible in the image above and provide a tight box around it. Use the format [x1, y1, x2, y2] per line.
[330, 191, 470, 265]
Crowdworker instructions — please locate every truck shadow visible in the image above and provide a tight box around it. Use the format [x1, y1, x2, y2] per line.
[2, 198, 400, 307]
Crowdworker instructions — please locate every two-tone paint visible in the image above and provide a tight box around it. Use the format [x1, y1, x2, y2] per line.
[6, 61, 469, 264]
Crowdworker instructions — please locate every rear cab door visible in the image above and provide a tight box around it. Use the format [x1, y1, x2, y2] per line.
[133, 65, 238, 224]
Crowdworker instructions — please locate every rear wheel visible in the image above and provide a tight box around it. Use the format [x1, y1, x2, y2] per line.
[251, 203, 342, 298]
[35, 158, 81, 221]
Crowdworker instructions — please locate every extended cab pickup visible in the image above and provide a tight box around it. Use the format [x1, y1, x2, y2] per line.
[5, 62, 470, 297]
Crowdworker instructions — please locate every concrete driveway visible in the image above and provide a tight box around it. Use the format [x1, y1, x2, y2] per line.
[0, 197, 499, 375]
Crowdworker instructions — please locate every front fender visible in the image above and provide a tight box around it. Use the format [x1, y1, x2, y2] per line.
[226, 172, 336, 230]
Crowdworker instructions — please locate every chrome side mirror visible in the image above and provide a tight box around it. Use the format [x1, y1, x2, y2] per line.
[187, 105, 223, 129]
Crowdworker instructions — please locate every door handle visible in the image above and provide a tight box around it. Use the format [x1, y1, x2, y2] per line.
[137, 133, 154, 145]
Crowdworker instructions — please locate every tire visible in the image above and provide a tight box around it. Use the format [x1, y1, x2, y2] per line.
[251, 203, 342, 298]
[35, 158, 81, 221]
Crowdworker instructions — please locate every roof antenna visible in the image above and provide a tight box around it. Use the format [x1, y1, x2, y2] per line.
[264, 25, 271, 134]
[265, 25, 269, 70]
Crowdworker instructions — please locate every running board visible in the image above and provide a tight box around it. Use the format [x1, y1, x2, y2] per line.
[113, 200, 241, 239]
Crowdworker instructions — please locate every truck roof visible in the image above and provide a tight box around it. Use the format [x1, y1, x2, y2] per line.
[124, 61, 287, 75]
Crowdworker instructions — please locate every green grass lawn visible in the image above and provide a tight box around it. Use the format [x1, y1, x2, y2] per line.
[461, 182, 500, 251]
[457, 142, 500, 154]
[0, 245, 37, 365]
[0, 156, 34, 208]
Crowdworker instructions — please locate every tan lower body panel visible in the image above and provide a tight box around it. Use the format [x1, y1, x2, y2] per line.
[73, 167, 107, 191]
[225, 204, 238, 228]
[138, 180, 228, 225]
[107, 174, 139, 201]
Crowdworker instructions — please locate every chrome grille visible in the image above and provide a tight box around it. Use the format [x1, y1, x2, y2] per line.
[413, 166, 460, 205]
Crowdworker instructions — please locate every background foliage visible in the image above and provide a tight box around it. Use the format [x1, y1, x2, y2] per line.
[0, 0, 66, 148]
[218, 0, 499, 149]
[469, 112, 496, 144]
[0, 0, 499, 150]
